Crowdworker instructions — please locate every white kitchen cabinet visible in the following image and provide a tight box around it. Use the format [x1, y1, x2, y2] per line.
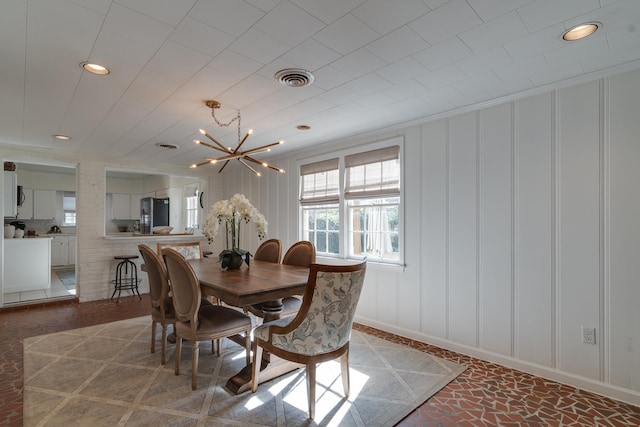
[50, 235, 67, 266]
[4, 238, 51, 293]
[17, 188, 34, 219]
[34, 189, 57, 220]
[129, 194, 141, 220]
[3, 171, 17, 217]
[51, 235, 76, 266]
[68, 235, 76, 265]
[110, 193, 141, 220]
[111, 193, 130, 219]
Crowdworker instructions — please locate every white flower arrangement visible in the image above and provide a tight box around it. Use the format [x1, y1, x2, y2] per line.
[202, 194, 267, 249]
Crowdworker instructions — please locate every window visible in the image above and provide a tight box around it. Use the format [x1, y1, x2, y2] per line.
[62, 192, 76, 226]
[184, 186, 199, 229]
[300, 158, 340, 256]
[299, 140, 402, 264]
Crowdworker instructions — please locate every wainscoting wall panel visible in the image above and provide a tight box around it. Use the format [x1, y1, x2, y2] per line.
[223, 68, 640, 406]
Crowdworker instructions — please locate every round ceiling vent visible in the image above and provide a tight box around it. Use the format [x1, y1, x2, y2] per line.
[155, 142, 178, 149]
[275, 68, 315, 88]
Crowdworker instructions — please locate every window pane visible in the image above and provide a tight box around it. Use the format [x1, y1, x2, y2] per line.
[347, 198, 399, 262]
[302, 205, 339, 256]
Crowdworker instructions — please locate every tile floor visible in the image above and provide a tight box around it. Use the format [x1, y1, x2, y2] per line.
[1, 295, 639, 426]
[2, 268, 75, 304]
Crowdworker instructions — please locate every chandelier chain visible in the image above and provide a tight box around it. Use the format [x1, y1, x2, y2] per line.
[211, 108, 241, 143]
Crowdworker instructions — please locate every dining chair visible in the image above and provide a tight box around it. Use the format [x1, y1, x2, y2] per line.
[246, 240, 315, 319]
[138, 244, 176, 365]
[251, 261, 367, 419]
[253, 238, 282, 263]
[162, 247, 252, 390]
[156, 241, 204, 259]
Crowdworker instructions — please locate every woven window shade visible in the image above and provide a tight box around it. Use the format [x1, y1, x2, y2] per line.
[299, 158, 340, 205]
[345, 146, 400, 199]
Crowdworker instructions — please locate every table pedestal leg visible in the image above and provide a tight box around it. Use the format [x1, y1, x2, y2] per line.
[225, 298, 301, 394]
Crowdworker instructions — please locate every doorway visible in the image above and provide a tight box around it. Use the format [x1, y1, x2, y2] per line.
[2, 162, 77, 306]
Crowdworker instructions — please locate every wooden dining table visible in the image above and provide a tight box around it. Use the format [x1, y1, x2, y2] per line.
[187, 257, 310, 394]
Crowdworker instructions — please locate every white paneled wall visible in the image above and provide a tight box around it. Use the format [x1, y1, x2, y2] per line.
[224, 68, 640, 406]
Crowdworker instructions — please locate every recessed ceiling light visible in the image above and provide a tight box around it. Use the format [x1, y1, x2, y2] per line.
[53, 135, 71, 140]
[80, 62, 110, 75]
[562, 22, 600, 41]
[296, 125, 311, 130]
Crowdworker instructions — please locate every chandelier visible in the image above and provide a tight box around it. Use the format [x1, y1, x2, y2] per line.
[190, 100, 285, 176]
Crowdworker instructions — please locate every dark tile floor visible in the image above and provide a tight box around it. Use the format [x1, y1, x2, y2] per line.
[2, 295, 639, 426]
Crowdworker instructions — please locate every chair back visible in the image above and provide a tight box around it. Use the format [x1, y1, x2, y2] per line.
[282, 241, 316, 267]
[270, 261, 366, 355]
[162, 248, 202, 325]
[254, 239, 282, 263]
[138, 244, 169, 311]
[157, 241, 203, 260]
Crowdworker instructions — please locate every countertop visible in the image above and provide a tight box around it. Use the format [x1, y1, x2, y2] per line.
[104, 233, 206, 242]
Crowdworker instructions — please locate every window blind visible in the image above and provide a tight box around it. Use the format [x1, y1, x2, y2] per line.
[299, 158, 339, 205]
[345, 146, 400, 199]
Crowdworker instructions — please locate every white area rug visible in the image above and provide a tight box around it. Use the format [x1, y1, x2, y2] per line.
[23, 316, 465, 426]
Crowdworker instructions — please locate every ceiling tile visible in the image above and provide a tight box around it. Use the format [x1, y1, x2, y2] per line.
[459, 11, 530, 53]
[228, 28, 291, 64]
[313, 13, 380, 55]
[311, 65, 353, 90]
[188, 0, 265, 37]
[244, 0, 281, 13]
[102, 3, 173, 48]
[330, 48, 388, 78]
[375, 57, 430, 84]
[116, 0, 198, 27]
[282, 38, 342, 71]
[207, 49, 263, 80]
[544, 35, 609, 69]
[517, 0, 600, 33]
[466, 0, 534, 21]
[409, 0, 483, 45]
[153, 41, 211, 73]
[493, 55, 549, 81]
[414, 65, 467, 89]
[343, 73, 392, 96]
[290, 0, 366, 25]
[503, 23, 565, 62]
[219, 73, 282, 108]
[253, 1, 325, 46]
[169, 16, 234, 57]
[365, 26, 430, 63]
[456, 47, 514, 77]
[413, 37, 474, 71]
[352, 0, 431, 35]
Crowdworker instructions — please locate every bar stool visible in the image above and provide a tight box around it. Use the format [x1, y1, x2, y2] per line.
[110, 254, 142, 303]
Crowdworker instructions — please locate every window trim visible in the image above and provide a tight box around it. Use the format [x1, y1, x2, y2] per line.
[298, 136, 404, 265]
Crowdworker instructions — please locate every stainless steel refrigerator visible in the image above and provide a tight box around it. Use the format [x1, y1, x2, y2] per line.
[139, 197, 170, 234]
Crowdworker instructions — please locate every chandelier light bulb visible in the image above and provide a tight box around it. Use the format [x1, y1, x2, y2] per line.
[210, 159, 217, 164]
[190, 164, 197, 168]
[199, 129, 206, 135]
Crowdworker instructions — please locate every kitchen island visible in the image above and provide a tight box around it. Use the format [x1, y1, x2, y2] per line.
[4, 237, 51, 293]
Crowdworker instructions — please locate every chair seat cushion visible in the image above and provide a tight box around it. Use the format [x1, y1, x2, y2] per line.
[253, 317, 294, 341]
[175, 305, 251, 339]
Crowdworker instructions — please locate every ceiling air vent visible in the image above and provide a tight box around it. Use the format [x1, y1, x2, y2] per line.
[275, 68, 315, 88]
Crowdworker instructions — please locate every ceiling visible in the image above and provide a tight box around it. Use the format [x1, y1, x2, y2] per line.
[1, 0, 639, 170]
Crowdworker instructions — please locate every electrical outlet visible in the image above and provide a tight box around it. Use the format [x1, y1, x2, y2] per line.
[582, 327, 596, 345]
